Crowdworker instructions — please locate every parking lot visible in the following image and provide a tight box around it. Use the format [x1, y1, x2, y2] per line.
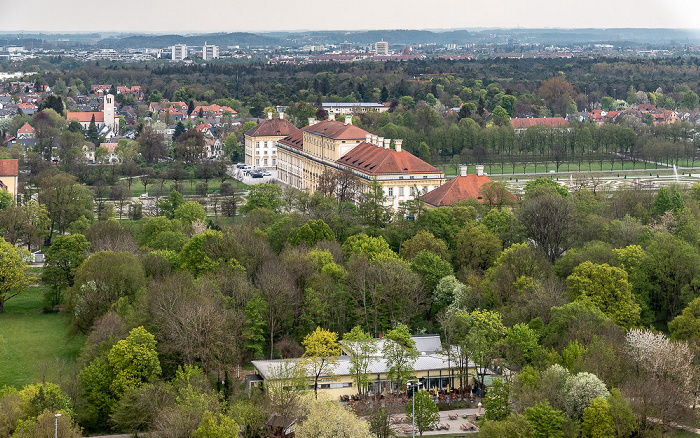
[229, 165, 278, 185]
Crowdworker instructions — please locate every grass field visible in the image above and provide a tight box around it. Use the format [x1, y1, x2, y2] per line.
[128, 177, 247, 197]
[0, 285, 84, 389]
[437, 161, 700, 177]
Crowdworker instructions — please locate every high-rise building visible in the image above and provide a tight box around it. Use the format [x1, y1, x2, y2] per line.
[375, 40, 389, 56]
[172, 44, 187, 61]
[202, 42, 219, 61]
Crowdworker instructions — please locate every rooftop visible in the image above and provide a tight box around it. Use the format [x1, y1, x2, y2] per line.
[246, 117, 300, 138]
[336, 141, 442, 176]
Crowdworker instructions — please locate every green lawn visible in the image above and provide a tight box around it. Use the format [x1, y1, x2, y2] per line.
[0, 285, 84, 389]
[128, 177, 247, 197]
[437, 160, 700, 176]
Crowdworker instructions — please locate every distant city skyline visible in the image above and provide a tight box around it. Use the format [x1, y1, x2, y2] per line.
[1, 0, 699, 34]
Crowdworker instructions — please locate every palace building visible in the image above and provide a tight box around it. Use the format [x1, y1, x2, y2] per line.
[276, 114, 445, 209]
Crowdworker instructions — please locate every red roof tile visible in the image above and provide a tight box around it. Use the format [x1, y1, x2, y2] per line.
[0, 159, 19, 176]
[18, 122, 34, 134]
[278, 130, 304, 150]
[302, 120, 369, 140]
[336, 142, 442, 176]
[510, 117, 568, 129]
[246, 118, 300, 137]
[67, 112, 105, 123]
[421, 174, 495, 207]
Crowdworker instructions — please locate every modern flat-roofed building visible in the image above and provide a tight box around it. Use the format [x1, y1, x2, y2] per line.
[322, 102, 389, 115]
[202, 42, 219, 61]
[375, 40, 389, 56]
[172, 44, 187, 61]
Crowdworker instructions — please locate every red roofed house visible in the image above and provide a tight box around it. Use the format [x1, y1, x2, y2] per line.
[421, 165, 517, 208]
[0, 159, 20, 201]
[17, 103, 38, 115]
[510, 117, 568, 132]
[66, 94, 118, 137]
[245, 112, 300, 168]
[276, 113, 445, 209]
[17, 122, 35, 139]
[192, 104, 237, 117]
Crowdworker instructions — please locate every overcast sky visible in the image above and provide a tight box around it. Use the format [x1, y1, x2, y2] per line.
[1, 0, 699, 33]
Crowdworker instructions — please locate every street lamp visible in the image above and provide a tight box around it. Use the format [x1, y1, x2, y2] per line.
[54, 413, 61, 438]
[406, 380, 423, 438]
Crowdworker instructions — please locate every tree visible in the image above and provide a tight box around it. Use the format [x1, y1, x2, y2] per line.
[38, 172, 94, 240]
[85, 114, 102, 145]
[42, 234, 90, 307]
[68, 251, 146, 332]
[484, 377, 511, 421]
[566, 262, 641, 328]
[399, 230, 450, 261]
[523, 401, 565, 438]
[174, 201, 207, 225]
[383, 324, 418, 389]
[454, 224, 502, 272]
[539, 77, 575, 116]
[342, 326, 376, 397]
[302, 327, 341, 398]
[0, 201, 49, 250]
[0, 190, 13, 210]
[491, 105, 511, 126]
[296, 395, 373, 438]
[39, 94, 65, 115]
[138, 125, 168, 163]
[173, 121, 186, 141]
[358, 178, 391, 230]
[518, 190, 575, 262]
[241, 183, 283, 213]
[406, 390, 439, 437]
[565, 372, 609, 419]
[503, 323, 541, 369]
[669, 296, 700, 342]
[581, 397, 616, 438]
[194, 412, 239, 438]
[288, 219, 334, 246]
[410, 250, 453, 293]
[110, 184, 132, 221]
[0, 238, 28, 313]
[108, 326, 161, 398]
[174, 128, 206, 163]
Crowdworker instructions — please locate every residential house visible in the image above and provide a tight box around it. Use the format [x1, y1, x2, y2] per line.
[0, 159, 19, 201]
[510, 117, 568, 132]
[17, 103, 37, 115]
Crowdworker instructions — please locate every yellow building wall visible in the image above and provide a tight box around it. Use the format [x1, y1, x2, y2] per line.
[0, 175, 18, 200]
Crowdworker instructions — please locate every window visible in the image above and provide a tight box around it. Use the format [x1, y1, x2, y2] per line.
[423, 175, 428, 179]
[272, 159, 276, 165]
[255, 142, 260, 148]
[256, 150, 260, 155]
[410, 187, 415, 196]
[388, 187, 393, 197]
[264, 159, 268, 165]
[399, 187, 404, 196]
[255, 159, 259, 165]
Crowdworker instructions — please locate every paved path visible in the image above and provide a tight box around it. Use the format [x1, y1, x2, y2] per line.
[392, 407, 483, 436]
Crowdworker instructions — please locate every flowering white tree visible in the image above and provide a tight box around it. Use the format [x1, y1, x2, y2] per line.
[565, 372, 609, 419]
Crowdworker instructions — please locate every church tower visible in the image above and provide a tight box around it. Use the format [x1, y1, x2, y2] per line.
[104, 94, 116, 133]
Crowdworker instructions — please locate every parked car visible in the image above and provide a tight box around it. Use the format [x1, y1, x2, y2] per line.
[261, 170, 271, 176]
[236, 163, 247, 169]
[251, 172, 264, 178]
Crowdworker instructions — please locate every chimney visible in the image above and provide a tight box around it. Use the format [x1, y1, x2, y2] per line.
[328, 111, 335, 121]
[308, 117, 316, 126]
[384, 138, 391, 149]
[267, 112, 273, 119]
[279, 112, 285, 120]
[460, 165, 468, 177]
[476, 165, 484, 177]
[365, 133, 372, 144]
[345, 114, 352, 125]
[372, 135, 378, 145]
[395, 139, 403, 152]
[377, 137, 384, 148]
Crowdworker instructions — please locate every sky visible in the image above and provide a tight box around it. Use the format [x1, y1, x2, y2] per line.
[1, 0, 699, 33]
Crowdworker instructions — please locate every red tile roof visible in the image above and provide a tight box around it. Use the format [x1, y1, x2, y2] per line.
[246, 118, 300, 137]
[336, 142, 442, 176]
[510, 117, 568, 129]
[0, 159, 19, 176]
[67, 112, 104, 123]
[18, 122, 34, 134]
[278, 130, 304, 150]
[421, 174, 496, 207]
[302, 120, 369, 140]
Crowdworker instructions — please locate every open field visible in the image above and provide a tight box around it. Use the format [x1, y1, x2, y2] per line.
[0, 285, 84, 389]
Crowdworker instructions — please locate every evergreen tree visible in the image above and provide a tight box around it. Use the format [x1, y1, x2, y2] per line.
[187, 100, 195, 115]
[173, 121, 186, 141]
[86, 114, 100, 145]
[380, 86, 389, 102]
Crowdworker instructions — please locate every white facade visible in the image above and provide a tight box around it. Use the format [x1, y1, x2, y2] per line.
[375, 41, 389, 56]
[202, 43, 219, 61]
[172, 44, 187, 61]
